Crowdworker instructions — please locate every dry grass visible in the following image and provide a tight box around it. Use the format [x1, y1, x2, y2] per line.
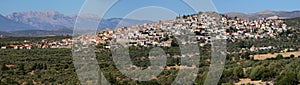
[253, 51, 300, 60]
[235, 78, 273, 85]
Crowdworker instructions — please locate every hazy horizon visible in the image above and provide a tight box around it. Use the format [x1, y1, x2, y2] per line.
[1, 0, 300, 21]
[1, 9, 300, 21]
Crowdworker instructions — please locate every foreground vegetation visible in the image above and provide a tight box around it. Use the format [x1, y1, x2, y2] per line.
[0, 48, 300, 85]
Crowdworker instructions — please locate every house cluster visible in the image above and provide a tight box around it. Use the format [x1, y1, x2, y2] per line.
[97, 12, 294, 48]
[40, 38, 73, 49]
[224, 17, 291, 41]
[1, 38, 73, 50]
[1, 44, 34, 50]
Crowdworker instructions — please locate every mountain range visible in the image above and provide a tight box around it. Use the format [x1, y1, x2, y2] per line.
[0, 11, 152, 36]
[0, 14, 36, 31]
[225, 10, 300, 20]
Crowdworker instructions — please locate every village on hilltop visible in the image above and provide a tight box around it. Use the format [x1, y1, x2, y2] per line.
[97, 12, 295, 51]
[0, 12, 297, 53]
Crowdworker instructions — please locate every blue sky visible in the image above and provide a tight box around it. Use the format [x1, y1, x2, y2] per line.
[214, 0, 300, 13]
[0, 0, 299, 20]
